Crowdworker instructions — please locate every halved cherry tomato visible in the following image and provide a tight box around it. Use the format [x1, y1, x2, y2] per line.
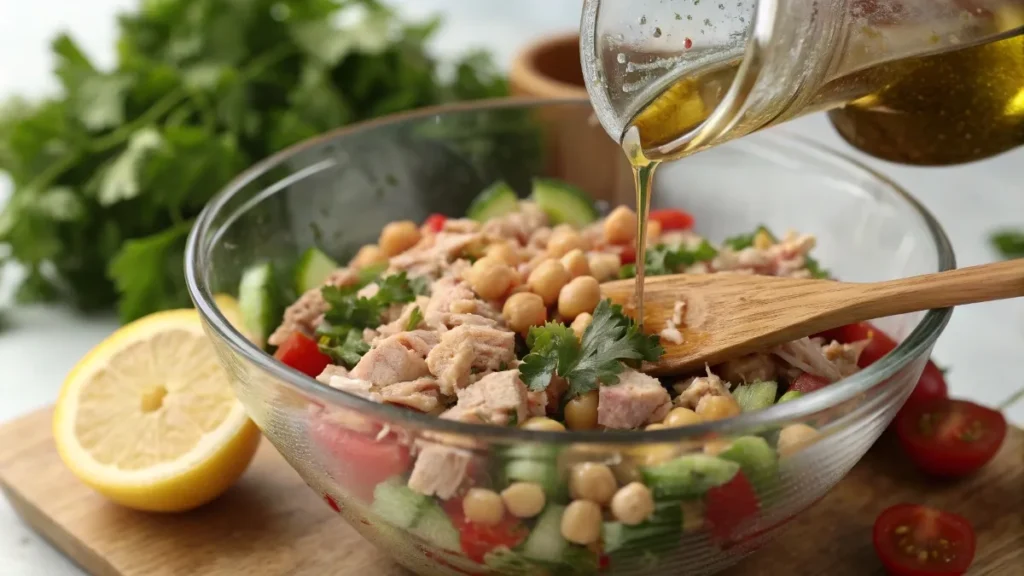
[905, 360, 949, 407]
[309, 418, 412, 501]
[444, 501, 530, 563]
[791, 372, 831, 394]
[274, 331, 332, 378]
[424, 213, 447, 233]
[895, 398, 1007, 477]
[705, 471, 760, 544]
[619, 243, 636, 264]
[873, 504, 975, 576]
[648, 208, 695, 231]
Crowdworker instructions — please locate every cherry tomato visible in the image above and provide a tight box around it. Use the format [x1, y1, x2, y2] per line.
[648, 208, 695, 231]
[309, 418, 412, 501]
[791, 372, 831, 394]
[274, 331, 332, 378]
[444, 501, 529, 563]
[424, 213, 447, 233]
[619, 244, 636, 264]
[873, 504, 975, 576]
[705, 471, 760, 544]
[895, 398, 1007, 477]
[905, 360, 949, 407]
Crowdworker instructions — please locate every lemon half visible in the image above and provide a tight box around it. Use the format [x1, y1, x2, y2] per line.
[53, 303, 260, 512]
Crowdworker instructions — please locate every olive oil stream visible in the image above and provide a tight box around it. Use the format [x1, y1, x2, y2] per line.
[623, 33, 1024, 327]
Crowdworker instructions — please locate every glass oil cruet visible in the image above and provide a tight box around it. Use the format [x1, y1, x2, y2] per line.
[581, 0, 1024, 166]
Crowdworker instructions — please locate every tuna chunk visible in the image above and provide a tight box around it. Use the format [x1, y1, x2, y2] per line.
[350, 335, 430, 386]
[712, 232, 817, 278]
[389, 232, 482, 278]
[598, 368, 672, 429]
[448, 370, 529, 426]
[773, 337, 842, 382]
[423, 277, 480, 329]
[426, 325, 516, 395]
[407, 443, 472, 499]
[674, 367, 732, 409]
[480, 202, 548, 244]
[319, 374, 382, 403]
[717, 353, 778, 384]
[821, 339, 871, 377]
[268, 268, 357, 346]
[316, 364, 349, 384]
[381, 377, 441, 413]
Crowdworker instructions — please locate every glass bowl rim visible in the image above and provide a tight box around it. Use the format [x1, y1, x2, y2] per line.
[185, 97, 955, 445]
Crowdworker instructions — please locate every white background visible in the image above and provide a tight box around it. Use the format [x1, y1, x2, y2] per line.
[1, 1, 1022, 574]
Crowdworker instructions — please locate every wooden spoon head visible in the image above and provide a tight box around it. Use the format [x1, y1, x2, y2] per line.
[600, 273, 839, 375]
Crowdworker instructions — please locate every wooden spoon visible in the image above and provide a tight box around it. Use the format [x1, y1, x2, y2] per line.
[600, 259, 1024, 376]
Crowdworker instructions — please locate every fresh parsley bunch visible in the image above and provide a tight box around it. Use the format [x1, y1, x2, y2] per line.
[991, 229, 1024, 259]
[519, 299, 664, 398]
[0, 0, 505, 323]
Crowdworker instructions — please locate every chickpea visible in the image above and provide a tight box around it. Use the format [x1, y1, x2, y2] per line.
[588, 252, 622, 282]
[350, 244, 385, 269]
[502, 292, 547, 334]
[570, 312, 593, 339]
[520, 416, 566, 432]
[486, 241, 522, 266]
[379, 220, 421, 257]
[560, 500, 603, 545]
[610, 482, 655, 526]
[695, 395, 742, 421]
[560, 249, 591, 278]
[753, 229, 775, 250]
[663, 407, 703, 428]
[644, 423, 668, 431]
[777, 423, 821, 458]
[569, 462, 617, 505]
[645, 220, 663, 245]
[603, 206, 637, 245]
[462, 488, 505, 526]
[500, 482, 546, 518]
[703, 439, 733, 456]
[528, 260, 571, 306]
[564, 391, 600, 431]
[467, 257, 515, 300]
[558, 276, 601, 320]
[632, 443, 677, 466]
[547, 227, 587, 258]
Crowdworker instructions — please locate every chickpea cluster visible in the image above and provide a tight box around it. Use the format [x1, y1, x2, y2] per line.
[559, 462, 656, 545]
[461, 482, 548, 525]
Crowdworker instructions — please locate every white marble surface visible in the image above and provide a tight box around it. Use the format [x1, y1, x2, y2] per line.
[1, 1, 1022, 574]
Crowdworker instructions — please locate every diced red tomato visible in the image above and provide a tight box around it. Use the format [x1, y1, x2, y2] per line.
[444, 501, 530, 563]
[873, 504, 975, 576]
[704, 471, 760, 544]
[274, 331, 332, 377]
[648, 208, 695, 231]
[894, 398, 1007, 477]
[790, 372, 831, 394]
[309, 418, 412, 501]
[424, 213, 447, 233]
[620, 244, 636, 264]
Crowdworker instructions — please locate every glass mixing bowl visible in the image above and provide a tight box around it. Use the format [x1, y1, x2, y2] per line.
[185, 100, 953, 575]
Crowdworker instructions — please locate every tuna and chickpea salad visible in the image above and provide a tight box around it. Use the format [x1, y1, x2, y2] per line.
[238, 179, 900, 571]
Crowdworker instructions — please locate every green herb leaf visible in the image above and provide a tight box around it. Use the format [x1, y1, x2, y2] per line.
[318, 329, 371, 368]
[991, 229, 1024, 259]
[723, 225, 775, 251]
[405, 306, 424, 331]
[520, 299, 664, 398]
[107, 219, 195, 322]
[618, 240, 718, 279]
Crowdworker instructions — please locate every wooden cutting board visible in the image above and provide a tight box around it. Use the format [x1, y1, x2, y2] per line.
[1, 407, 1021, 576]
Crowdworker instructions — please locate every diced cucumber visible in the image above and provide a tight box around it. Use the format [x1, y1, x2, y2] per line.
[371, 477, 429, 529]
[467, 181, 520, 222]
[504, 459, 564, 501]
[295, 247, 340, 294]
[503, 443, 560, 461]
[602, 502, 681, 554]
[733, 381, 778, 412]
[778, 390, 803, 403]
[521, 505, 569, 563]
[530, 178, 599, 227]
[641, 455, 740, 500]
[717, 436, 779, 499]
[238, 261, 279, 346]
[411, 501, 461, 553]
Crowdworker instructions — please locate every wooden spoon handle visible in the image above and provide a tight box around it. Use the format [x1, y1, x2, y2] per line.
[846, 259, 1024, 319]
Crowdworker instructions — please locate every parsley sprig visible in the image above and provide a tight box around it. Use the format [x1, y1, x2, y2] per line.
[316, 272, 427, 366]
[519, 299, 664, 398]
[991, 229, 1024, 260]
[619, 240, 718, 279]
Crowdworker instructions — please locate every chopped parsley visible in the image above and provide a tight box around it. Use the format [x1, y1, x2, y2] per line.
[991, 229, 1024, 260]
[316, 272, 427, 367]
[618, 240, 718, 279]
[519, 299, 664, 398]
